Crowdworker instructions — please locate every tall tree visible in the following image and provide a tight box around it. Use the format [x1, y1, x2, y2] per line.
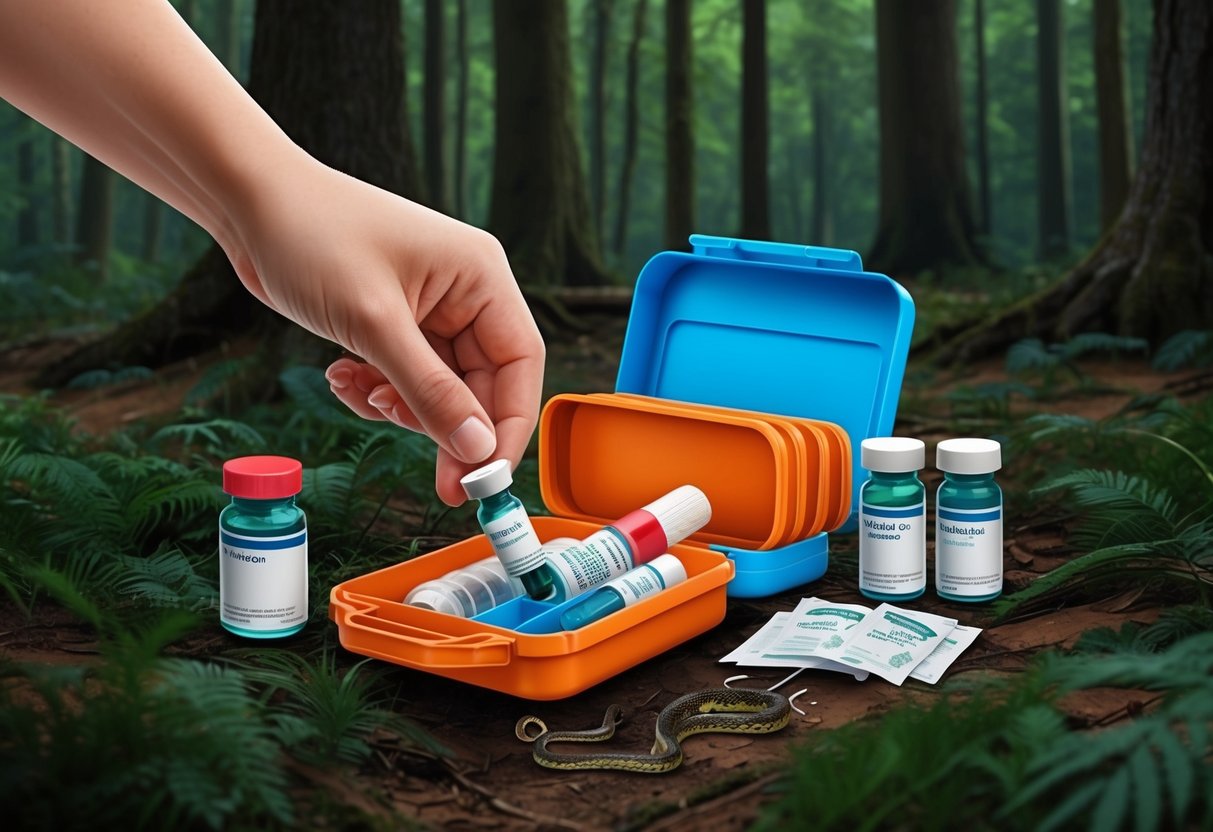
[974, 0, 991, 235]
[947, 0, 1213, 357]
[488, 0, 608, 286]
[40, 0, 425, 385]
[1093, 0, 1134, 230]
[142, 195, 163, 262]
[740, 0, 769, 239]
[1036, 0, 1072, 258]
[665, 0, 694, 251]
[50, 136, 71, 245]
[453, 0, 469, 219]
[613, 0, 648, 256]
[588, 0, 614, 238]
[809, 85, 832, 245]
[75, 153, 113, 281]
[423, 0, 448, 213]
[216, 0, 242, 75]
[16, 125, 39, 248]
[868, 0, 983, 275]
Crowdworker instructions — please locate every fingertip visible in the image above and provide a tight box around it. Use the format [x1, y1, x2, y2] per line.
[448, 416, 496, 464]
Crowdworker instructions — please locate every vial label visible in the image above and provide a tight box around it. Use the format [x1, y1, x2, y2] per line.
[935, 502, 1003, 596]
[219, 528, 308, 631]
[544, 529, 634, 599]
[481, 507, 544, 577]
[859, 501, 926, 595]
[607, 564, 667, 607]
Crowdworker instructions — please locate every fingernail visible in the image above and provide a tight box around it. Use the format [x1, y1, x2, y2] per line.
[367, 385, 395, 408]
[325, 366, 353, 388]
[449, 417, 495, 463]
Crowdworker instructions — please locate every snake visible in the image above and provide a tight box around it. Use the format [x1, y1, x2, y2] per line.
[514, 687, 791, 774]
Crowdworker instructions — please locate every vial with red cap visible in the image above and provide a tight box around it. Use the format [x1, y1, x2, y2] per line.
[219, 455, 308, 638]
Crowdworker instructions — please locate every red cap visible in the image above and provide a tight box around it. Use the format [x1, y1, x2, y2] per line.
[223, 455, 303, 499]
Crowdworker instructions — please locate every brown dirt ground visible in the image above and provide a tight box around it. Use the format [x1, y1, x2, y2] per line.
[0, 320, 1204, 832]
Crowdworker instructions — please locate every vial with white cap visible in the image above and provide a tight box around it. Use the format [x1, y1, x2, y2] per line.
[858, 437, 927, 602]
[524, 485, 712, 602]
[460, 459, 549, 600]
[559, 554, 688, 630]
[935, 438, 1004, 602]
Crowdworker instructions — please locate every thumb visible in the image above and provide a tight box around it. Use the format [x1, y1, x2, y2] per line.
[363, 320, 497, 464]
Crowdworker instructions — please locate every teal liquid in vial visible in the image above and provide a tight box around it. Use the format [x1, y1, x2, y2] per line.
[858, 438, 927, 603]
[220, 456, 309, 639]
[460, 460, 551, 600]
[935, 439, 1004, 603]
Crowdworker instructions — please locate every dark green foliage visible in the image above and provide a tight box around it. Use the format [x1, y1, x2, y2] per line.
[1152, 329, 1213, 371]
[239, 651, 446, 765]
[996, 397, 1213, 617]
[1006, 334, 1148, 395]
[758, 634, 1213, 832]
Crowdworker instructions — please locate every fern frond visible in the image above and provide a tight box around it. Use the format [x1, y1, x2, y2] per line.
[278, 365, 353, 425]
[1061, 332, 1148, 360]
[1152, 329, 1213, 371]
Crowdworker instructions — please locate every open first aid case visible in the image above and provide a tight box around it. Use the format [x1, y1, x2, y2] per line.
[330, 235, 914, 699]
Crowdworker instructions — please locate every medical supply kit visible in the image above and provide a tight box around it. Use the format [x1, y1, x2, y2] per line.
[328, 235, 917, 698]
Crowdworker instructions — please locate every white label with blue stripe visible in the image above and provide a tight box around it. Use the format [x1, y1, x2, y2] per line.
[935, 502, 1003, 596]
[859, 500, 926, 595]
[219, 527, 308, 631]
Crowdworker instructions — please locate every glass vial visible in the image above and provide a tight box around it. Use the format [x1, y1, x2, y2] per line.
[219, 455, 308, 639]
[527, 485, 711, 602]
[559, 554, 688, 630]
[459, 460, 549, 600]
[858, 437, 927, 602]
[935, 438, 1003, 602]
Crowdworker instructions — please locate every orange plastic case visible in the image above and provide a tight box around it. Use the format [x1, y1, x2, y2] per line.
[330, 235, 913, 698]
[331, 527, 733, 700]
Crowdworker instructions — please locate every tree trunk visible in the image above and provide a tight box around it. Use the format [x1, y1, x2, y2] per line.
[1094, 0, 1134, 230]
[50, 136, 71, 246]
[665, 0, 695, 251]
[974, 0, 991, 235]
[868, 0, 984, 275]
[16, 129, 39, 248]
[613, 0, 648, 257]
[453, 0, 469, 219]
[142, 195, 163, 263]
[809, 85, 832, 245]
[424, 0, 448, 214]
[588, 0, 614, 239]
[488, 0, 608, 287]
[216, 0, 241, 75]
[740, 0, 769, 239]
[75, 153, 113, 281]
[39, 0, 424, 386]
[1036, 0, 1072, 258]
[944, 0, 1213, 359]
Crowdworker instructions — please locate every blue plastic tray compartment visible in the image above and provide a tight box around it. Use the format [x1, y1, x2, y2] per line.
[617, 234, 915, 536]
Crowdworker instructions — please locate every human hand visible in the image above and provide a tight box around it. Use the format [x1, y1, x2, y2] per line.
[223, 153, 545, 506]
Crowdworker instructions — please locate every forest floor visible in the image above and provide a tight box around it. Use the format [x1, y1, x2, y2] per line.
[0, 314, 1203, 832]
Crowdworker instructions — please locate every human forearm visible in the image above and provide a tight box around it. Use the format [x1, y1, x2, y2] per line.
[0, 0, 302, 254]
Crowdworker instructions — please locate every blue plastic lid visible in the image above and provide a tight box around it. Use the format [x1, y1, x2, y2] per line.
[615, 235, 915, 532]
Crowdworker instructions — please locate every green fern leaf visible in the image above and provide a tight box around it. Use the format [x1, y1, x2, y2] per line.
[1063, 332, 1148, 360]
[1155, 731, 1194, 825]
[1127, 744, 1162, 832]
[1152, 330, 1213, 371]
[1090, 767, 1130, 832]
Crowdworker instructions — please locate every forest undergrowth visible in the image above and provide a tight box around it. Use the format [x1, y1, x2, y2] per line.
[0, 325, 1211, 830]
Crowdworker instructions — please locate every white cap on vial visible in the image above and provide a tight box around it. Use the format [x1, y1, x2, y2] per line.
[460, 459, 513, 501]
[861, 437, 926, 473]
[936, 438, 1002, 475]
[646, 553, 688, 588]
[643, 485, 712, 547]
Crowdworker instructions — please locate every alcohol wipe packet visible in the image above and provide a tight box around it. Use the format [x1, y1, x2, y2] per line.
[909, 624, 982, 684]
[720, 612, 795, 665]
[759, 597, 873, 680]
[831, 604, 958, 685]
